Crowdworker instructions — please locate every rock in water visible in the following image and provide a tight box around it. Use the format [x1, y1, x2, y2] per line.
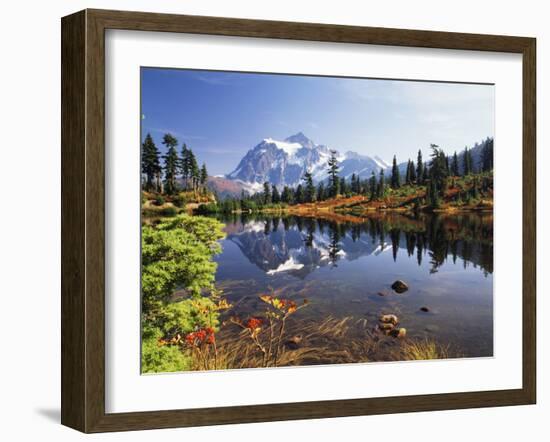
[391, 280, 409, 293]
[379, 314, 399, 325]
[379, 322, 395, 331]
[420, 306, 430, 312]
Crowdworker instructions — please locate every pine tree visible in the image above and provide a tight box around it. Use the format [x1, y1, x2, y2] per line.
[327, 150, 340, 197]
[463, 146, 472, 176]
[317, 181, 326, 201]
[416, 149, 424, 184]
[281, 186, 293, 204]
[187, 149, 200, 191]
[410, 159, 417, 183]
[263, 181, 271, 205]
[427, 178, 440, 208]
[141, 133, 161, 191]
[199, 163, 208, 189]
[303, 171, 316, 202]
[339, 177, 349, 195]
[481, 138, 494, 172]
[162, 133, 179, 194]
[391, 155, 401, 189]
[405, 160, 411, 185]
[369, 171, 377, 200]
[429, 144, 449, 199]
[272, 185, 280, 204]
[180, 143, 189, 188]
[422, 162, 429, 183]
[451, 151, 459, 176]
[377, 169, 385, 199]
[351, 173, 361, 194]
[294, 184, 305, 204]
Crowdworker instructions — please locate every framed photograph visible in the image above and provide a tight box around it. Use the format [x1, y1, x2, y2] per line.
[61, 9, 536, 433]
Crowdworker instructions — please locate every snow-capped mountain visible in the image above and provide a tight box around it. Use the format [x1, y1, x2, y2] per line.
[226, 132, 389, 189]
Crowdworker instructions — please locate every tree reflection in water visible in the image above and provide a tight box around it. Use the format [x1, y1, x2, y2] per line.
[217, 211, 493, 277]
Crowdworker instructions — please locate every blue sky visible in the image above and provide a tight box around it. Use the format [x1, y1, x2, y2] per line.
[141, 68, 494, 176]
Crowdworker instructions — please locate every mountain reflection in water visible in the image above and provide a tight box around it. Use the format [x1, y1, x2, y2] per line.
[220, 212, 493, 279]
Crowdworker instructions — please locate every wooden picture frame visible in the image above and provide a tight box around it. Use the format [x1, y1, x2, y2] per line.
[61, 8, 536, 433]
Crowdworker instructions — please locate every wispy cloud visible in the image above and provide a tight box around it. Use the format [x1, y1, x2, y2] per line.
[194, 73, 234, 86]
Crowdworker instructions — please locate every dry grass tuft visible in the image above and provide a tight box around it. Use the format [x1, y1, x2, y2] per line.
[397, 338, 452, 361]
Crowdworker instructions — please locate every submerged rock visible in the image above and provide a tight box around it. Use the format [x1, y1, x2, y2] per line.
[419, 306, 430, 313]
[377, 291, 389, 297]
[391, 280, 409, 293]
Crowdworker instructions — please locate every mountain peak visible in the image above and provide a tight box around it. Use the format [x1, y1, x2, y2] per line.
[284, 132, 315, 149]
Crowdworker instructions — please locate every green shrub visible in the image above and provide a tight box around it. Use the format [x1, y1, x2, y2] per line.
[172, 194, 188, 208]
[195, 202, 219, 215]
[141, 214, 226, 373]
[161, 206, 178, 216]
[141, 325, 191, 374]
[154, 195, 165, 206]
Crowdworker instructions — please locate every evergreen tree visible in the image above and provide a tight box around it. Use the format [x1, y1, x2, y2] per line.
[272, 185, 280, 204]
[317, 181, 326, 201]
[463, 146, 472, 176]
[294, 184, 305, 203]
[416, 149, 424, 184]
[391, 155, 401, 189]
[339, 177, 349, 195]
[377, 169, 385, 199]
[451, 151, 459, 176]
[162, 134, 179, 194]
[199, 163, 208, 189]
[141, 133, 161, 191]
[481, 138, 494, 172]
[429, 144, 449, 199]
[422, 162, 429, 183]
[303, 171, 316, 202]
[263, 181, 271, 205]
[369, 171, 377, 200]
[350, 173, 361, 194]
[180, 143, 190, 188]
[427, 178, 440, 208]
[187, 149, 200, 191]
[281, 186, 293, 204]
[410, 159, 417, 183]
[327, 150, 340, 197]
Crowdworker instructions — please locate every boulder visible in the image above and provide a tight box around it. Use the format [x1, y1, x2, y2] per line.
[379, 314, 399, 325]
[378, 322, 395, 331]
[391, 280, 409, 293]
[419, 306, 430, 312]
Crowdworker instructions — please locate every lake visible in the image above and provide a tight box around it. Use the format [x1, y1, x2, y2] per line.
[210, 211, 493, 364]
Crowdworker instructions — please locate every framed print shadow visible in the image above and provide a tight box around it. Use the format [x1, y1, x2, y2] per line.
[61, 9, 536, 433]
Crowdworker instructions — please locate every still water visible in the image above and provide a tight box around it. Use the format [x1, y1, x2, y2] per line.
[212, 212, 493, 360]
